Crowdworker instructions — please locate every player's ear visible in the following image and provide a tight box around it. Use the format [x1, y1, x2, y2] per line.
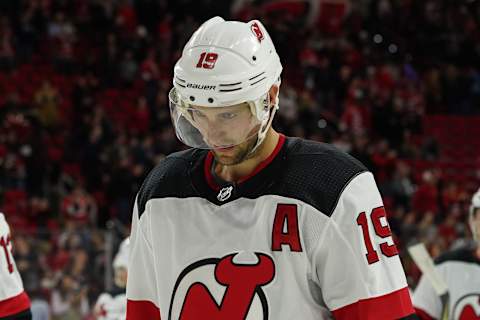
[268, 84, 279, 107]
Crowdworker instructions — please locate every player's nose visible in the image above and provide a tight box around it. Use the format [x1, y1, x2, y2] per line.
[205, 126, 228, 145]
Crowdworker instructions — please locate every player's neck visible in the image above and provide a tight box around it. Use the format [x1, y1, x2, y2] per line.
[215, 129, 280, 183]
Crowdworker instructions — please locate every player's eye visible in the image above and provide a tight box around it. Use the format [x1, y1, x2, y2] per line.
[192, 109, 207, 119]
[218, 112, 237, 120]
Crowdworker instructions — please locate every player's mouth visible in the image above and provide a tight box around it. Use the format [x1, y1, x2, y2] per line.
[213, 145, 235, 153]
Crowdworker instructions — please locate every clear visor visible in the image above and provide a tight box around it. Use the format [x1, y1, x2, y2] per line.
[168, 88, 269, 149]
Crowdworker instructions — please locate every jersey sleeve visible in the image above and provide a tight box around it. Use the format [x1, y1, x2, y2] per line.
[312, 172, 414, 319]
[412, 266, 444, 320]
[0, 213, 31, 318]
[126, 198, 161, 320]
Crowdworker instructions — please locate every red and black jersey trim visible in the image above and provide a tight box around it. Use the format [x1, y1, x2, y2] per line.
[332, 287, 415, 320]
[0, 309, 31, 320]
[127, 299, 160, 320]
[204, 135, 286, 191]
[0, 291, 31, 319]
[136, 136, 367, 218]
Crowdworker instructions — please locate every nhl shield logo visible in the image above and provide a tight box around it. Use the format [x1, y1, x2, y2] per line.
[168, 252, 275, 320]
[217, 186, 233, 202]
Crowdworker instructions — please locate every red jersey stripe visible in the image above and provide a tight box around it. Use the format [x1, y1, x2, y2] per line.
[126, 299, 161, 320]
[0, 291, 30, 318]
[238, 134, 285, 183]
[332, 287, 414, 320]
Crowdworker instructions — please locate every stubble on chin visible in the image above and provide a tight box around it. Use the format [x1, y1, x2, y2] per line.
[213, 136, 257, 166]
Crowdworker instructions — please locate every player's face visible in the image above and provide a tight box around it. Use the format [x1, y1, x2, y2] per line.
[189, 103, 261, 163]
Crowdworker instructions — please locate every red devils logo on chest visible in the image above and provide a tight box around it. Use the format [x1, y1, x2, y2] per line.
[169, 252, 275, 320]
[453, 293, 480, 319]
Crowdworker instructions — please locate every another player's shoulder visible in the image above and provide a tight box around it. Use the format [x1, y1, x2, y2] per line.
[0, 212, 9, 235]
[137, 148, 205, 214]
[280, 137, 368, 216]
[435, 243, 479, 266]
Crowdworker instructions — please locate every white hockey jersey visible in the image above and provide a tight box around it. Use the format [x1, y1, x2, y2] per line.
[0, 213, 31, 318]
[126, 136, 415, 319]
[94, 238, 129, 320]
[413, 244, 480, 320]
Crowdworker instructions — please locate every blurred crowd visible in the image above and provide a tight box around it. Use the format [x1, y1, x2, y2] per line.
[0, 0, 480, 318]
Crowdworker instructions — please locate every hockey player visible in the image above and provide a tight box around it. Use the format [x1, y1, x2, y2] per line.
[0, 213, 31, 320]
[126, 17, 416, 319]
[94, 238, 129, 320]
[413, 188, 480, 319]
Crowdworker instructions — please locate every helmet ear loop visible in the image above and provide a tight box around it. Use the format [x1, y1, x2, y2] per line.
[471, 207, 480, 241]
[255, 92, 273, 134]
[248, 93, 278, 156]
[262, 92, 272, 122]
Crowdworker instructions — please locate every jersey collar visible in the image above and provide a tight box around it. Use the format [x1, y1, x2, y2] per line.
[192, 134, 286, 205]
[204, 134, 286, 191]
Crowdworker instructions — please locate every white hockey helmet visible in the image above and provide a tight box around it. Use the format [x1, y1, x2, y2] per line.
[469, 188, 480, 241]
[169, 16, 283, 150]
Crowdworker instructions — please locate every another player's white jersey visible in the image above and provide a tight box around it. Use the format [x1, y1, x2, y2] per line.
[126, 136, 414, 319]
[0, 213, 31, 318]
[413, 245, 480, 320]
[95, 291, 127, 320]
[94, 238, 129, 320]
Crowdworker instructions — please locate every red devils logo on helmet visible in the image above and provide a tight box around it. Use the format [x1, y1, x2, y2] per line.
[453, 293, 480, 319]
[251, 22, 264, 43]
[169, 252, 275, 320]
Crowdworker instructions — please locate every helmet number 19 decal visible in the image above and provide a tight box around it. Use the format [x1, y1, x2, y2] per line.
[196, 52, 219, 69]
[251, 22, 264, 43]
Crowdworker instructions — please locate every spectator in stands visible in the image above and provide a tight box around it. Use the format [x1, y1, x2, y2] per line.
[34, 80, 60, 129]
[412, 170, 440, 216]
[51, 274, 89, 320]
[61, 186, 98, 226]
[0, 16, 15, 71]
[13, 234, 40, 292]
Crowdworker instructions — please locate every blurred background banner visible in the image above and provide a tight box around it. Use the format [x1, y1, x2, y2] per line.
[0, 0, 479, 318]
